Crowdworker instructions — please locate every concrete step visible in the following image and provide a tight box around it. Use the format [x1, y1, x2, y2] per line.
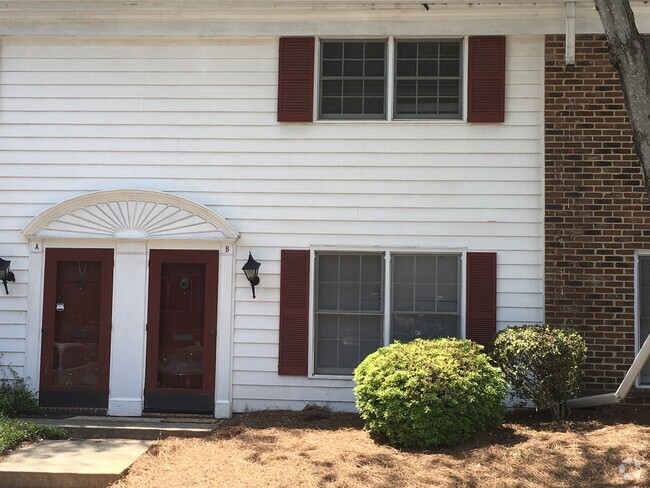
[0, 439, 153, 488]
[23, 415, 221, 440]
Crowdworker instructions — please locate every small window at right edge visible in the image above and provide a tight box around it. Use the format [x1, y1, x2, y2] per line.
[638, 256, 650, 385]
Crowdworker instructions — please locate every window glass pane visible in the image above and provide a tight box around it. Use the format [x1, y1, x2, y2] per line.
[365, 42, 385, 59]
[339, 283, 360, 310]
[322, 42, 343, 59]
[316, 340, 338, 368]
[439, 59, 460, 77]
[439, 99, 460, 114]
[364, 98, 384, 114]
[397, 59, 417, 77]
[340, 255, 360, 282]
[322, 60, 342, 77]
[344, 60, 364, 77]
[393, 255, 414, 283]
[419, 42, 439, 59]
[361, 315, 382, 341]
[339, 341, 360, 369]
[419, 98, 437, 114]
[437, 256, 459, 283]
[340, 315, 360, 340]
[343, 98, 363, 114]
[415, 255, 436, 284]
[360, 340, 381, 361]
[364, 79, 384, 97]
[317, 315, 338, 340]
[318, 282, 338, 310]
[365, 60, 384, 77]
[361, 282, 382, 311]
[322, 80, 342, 97]
[439, 80, 459, 97]
[393, 283, 414, 312]
[344, 42, 364, 58]
[418, 80, 437, 98]
[414, 284, 436, 312]
[440, 42, 461, 59]
[321, 97, 342, 115]
[343, 79, 363, 97]
[361, 254, 382, 282]
[418, 59, 438, 77]
[319, 255, 339, 283]
[396, 80, 417, 97]
[397, 42, 417, 58]
[396, 98, 416, 114]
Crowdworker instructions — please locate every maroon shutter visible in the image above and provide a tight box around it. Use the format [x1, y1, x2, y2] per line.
[466, 252, 497, 347]
[279, 250, 310, 375]
[468, 36, 506, 123]
[277, 37, 315, 122]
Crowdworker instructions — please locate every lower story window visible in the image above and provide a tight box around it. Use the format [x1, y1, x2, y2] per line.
[637, 255, 650, 385]
[314, 251, 461, 375]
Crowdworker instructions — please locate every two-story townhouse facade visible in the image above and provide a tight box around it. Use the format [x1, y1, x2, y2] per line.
[0, 0, 647, 417]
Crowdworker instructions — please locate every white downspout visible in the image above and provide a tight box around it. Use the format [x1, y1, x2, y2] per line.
[568, 334, 650, 408]
[565, 1, 576, 66]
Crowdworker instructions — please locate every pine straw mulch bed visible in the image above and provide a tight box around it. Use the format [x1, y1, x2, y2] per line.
[113, 405, 650, 488]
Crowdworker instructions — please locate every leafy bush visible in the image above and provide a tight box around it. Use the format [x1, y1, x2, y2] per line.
[492, 325, 587, 420]
[353, 338, 506, 448]
[0, 416, 66, 454]
[0, 368, 39, 417]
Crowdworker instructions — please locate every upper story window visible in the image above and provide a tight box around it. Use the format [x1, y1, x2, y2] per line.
[394, 40, 463, 119]
[278, 36, 504, 123]
[319, 41, 387, 119]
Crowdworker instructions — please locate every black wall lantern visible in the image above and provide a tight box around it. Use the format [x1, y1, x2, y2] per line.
[0, 258, 15, 295]
[242, 252, 261, 299]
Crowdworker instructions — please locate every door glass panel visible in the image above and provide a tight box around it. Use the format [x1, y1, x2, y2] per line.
[52, 261, 102, 388]
[639, 257, 650, 384]
[157, 263, 206, 389]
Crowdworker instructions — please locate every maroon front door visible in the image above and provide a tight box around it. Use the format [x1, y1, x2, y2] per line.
[145, 250, 218, 413]
[40, 248, 114, 408]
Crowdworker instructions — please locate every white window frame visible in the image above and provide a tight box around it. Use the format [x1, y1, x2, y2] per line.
[314, 36, 469, 124]
[308, 246, 466, 379]
[634, 250, 650, 388]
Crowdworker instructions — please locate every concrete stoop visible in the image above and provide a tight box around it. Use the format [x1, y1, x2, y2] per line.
[0, 416, 221, 488]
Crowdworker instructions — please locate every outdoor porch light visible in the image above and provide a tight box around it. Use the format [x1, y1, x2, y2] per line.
[242, 252, 261, 299]
[0, 258, 15, 295]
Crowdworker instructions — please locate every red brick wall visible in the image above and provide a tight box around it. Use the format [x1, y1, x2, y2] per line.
[545, 34, 649, 401]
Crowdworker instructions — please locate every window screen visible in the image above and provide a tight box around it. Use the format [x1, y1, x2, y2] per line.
[319, 41, 386, 119]
[394, 40, 462, 119]
[315, 253, 384, 374]
[391, 254, 460, 341]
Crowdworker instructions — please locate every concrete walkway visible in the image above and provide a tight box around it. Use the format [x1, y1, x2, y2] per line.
[0, 416, 220, 488]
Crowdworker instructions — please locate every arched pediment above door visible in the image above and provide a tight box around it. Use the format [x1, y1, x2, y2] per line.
[22, 189, 239, 240]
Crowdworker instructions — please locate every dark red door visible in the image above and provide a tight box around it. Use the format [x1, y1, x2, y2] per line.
[40, 248, 114, 408]
[145, 250, 218, 413]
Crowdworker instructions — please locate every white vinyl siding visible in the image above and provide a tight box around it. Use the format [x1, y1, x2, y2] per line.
[0, 35, 544, 410]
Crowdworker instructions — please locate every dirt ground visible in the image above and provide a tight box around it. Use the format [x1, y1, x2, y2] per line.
[113, 405, 650, 488]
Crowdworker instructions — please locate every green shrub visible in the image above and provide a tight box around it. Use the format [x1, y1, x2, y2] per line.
[492, 325, 587, 420]
[0, 416, 66, 455]
[353, 338, 506, 448]
[0, 368, 39, 417]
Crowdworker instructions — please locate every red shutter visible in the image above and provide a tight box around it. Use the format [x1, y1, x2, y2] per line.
[277, 37, 315, 122]
[279, 250, 310, 375]
[466, 252, 497, 347]
[468, 36, 506, 123]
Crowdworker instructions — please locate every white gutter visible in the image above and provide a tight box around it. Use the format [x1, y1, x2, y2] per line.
[568, 333, 650, 408]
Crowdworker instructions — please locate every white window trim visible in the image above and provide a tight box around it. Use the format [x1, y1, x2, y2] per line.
[634, 250, 650, 388]
[313, 36, 469, 124]
[307, 245, 466, 379]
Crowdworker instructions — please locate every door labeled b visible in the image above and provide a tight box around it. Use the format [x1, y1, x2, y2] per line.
[145, 250, 218, 413]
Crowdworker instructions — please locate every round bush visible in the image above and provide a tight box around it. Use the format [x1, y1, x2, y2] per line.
[492, 325, 587, 420]
[353, 338, 506, 448]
